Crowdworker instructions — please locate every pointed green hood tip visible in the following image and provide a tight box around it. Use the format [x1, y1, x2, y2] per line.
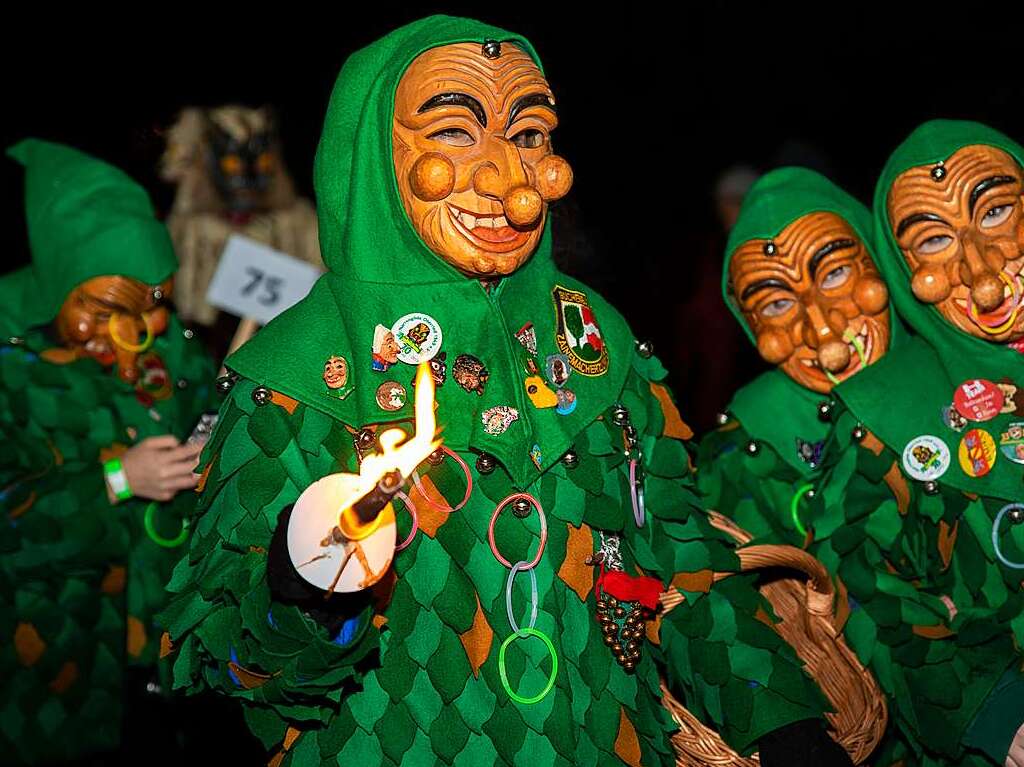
[0, 139, 176, 338]
[837, 119, 1024, 499]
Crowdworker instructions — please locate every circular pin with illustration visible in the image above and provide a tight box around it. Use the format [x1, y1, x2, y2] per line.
[392, 313, 443, 364]
[902, 435, 951, 482]
[953, 379, 1004, 423]
[958, 428, 997, 478]
[375, 381, 406, 411]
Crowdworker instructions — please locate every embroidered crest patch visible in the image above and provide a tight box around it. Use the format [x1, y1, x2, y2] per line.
[552, 285, 608, 376]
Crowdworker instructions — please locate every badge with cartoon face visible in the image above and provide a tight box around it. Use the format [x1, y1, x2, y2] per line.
[482, 406, 519, 436]
[392, 312, 443, 364]
[1000, 422, 1024, 464]
[453, 354, 489, 395]
[555, 388, 577, 416]
[372, 325, 402, 372]
[375, 381, 406, 411]
[411, 351, 446, 389]
[902, 435, 951, 482]
[323, 355, 354, 399]
[546, 354, 570, 388]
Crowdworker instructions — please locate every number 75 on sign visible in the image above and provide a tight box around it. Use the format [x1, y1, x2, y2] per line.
[206, 235, 324, 325]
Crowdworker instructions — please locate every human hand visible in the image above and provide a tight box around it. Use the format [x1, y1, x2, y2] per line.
[1007, 722, 1024, 767]
[108, 435, 202, 503]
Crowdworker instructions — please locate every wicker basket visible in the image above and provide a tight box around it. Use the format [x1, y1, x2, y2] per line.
[659, 512, 887, 766]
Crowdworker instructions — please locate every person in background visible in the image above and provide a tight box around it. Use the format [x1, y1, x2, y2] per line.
[0, 140, 214, 764]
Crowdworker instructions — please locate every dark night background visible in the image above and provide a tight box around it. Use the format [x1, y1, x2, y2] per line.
[3, 10, 1022, 433]
[1, 10, 1022, 761]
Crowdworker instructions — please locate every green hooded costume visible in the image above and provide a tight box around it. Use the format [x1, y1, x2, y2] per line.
[697, 167, 902, 547]
[0, 140, 214, 764]
[160, 16, 833, 766]
[819, 120, 1024, 766]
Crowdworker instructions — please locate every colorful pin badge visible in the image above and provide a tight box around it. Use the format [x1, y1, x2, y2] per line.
[453, 354, 489, 395]
[998, 380, 1022, 415]
[525, 375, 558, 409]
[392, 312, 443, 364]
[959, 428, 997, 477]
[796, 438, 825, 467]
[953, 379, 1004, 422]
[375, 381, 406, 411]
[552, 285, 609, 376]
[1000, 422, 1024, 465]
[902, 435, 951, 482]
[545, 354, 571, 388]
[411, 351, 446, 388]
[556, 388, 577, 416]
[941, 404, 967, 432]
[515, 322, 538, 356]
[530, 444, 543, 469]
[372, 325, 401, 372]
[483, 406, 519, 436]
[323, 355, 355, 400]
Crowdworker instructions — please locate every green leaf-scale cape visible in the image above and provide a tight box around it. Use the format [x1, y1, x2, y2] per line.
[698, 167, 904, 548]
[160, 15, 830, 767]
[823, 121, 1024, 765]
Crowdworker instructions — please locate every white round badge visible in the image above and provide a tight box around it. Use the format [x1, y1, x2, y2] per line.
[901, 435, 951, 482]
[391, 312, 443, 365]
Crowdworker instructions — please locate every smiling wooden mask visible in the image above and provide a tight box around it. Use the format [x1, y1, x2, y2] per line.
[392, 41, 573, 278]
[729, 212, 891, 394]
[888, 144, 1024, 344]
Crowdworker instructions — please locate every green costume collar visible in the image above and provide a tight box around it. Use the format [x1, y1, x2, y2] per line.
[837, 119, 1024, 499]
[226, 16, 635, 489]
[722, 167, 904, 474]
[0, 139, 177, 339]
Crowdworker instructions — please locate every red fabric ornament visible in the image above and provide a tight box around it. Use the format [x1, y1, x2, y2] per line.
[596, 569, 662, 610]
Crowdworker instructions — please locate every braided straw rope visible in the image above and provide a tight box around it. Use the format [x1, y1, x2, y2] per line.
[659, 512, 887, 765]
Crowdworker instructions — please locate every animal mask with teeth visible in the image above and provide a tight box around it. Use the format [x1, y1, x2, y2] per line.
[392, 42, 573, 278]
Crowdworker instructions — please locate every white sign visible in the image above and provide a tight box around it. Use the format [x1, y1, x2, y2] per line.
[206, 235, 324, 324]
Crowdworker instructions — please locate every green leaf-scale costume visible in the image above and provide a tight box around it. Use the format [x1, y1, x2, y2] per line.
[0, 140, 215, 764]
[697, 167, 904, 548]
[820, 121, 1024, 766]
[161, 15, 830, 766]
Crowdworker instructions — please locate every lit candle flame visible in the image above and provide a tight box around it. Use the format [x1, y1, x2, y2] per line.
[336, 361, 441, 525]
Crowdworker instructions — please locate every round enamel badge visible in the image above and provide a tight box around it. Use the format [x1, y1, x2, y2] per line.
[958, 428, 997, 478]
[953, 379, 1004, 423]
[902, 435, 951, 482]
[375, 381, 406, 412]
[392, 313, 443, 365]
[1000, 422, 1024, 465]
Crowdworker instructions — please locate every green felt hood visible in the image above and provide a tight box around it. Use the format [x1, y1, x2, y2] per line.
[721, 167, 902, 474]
[226, 15, 635, 489]
[838, 119, 1024, 499]
[0, 139, 177, 339]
